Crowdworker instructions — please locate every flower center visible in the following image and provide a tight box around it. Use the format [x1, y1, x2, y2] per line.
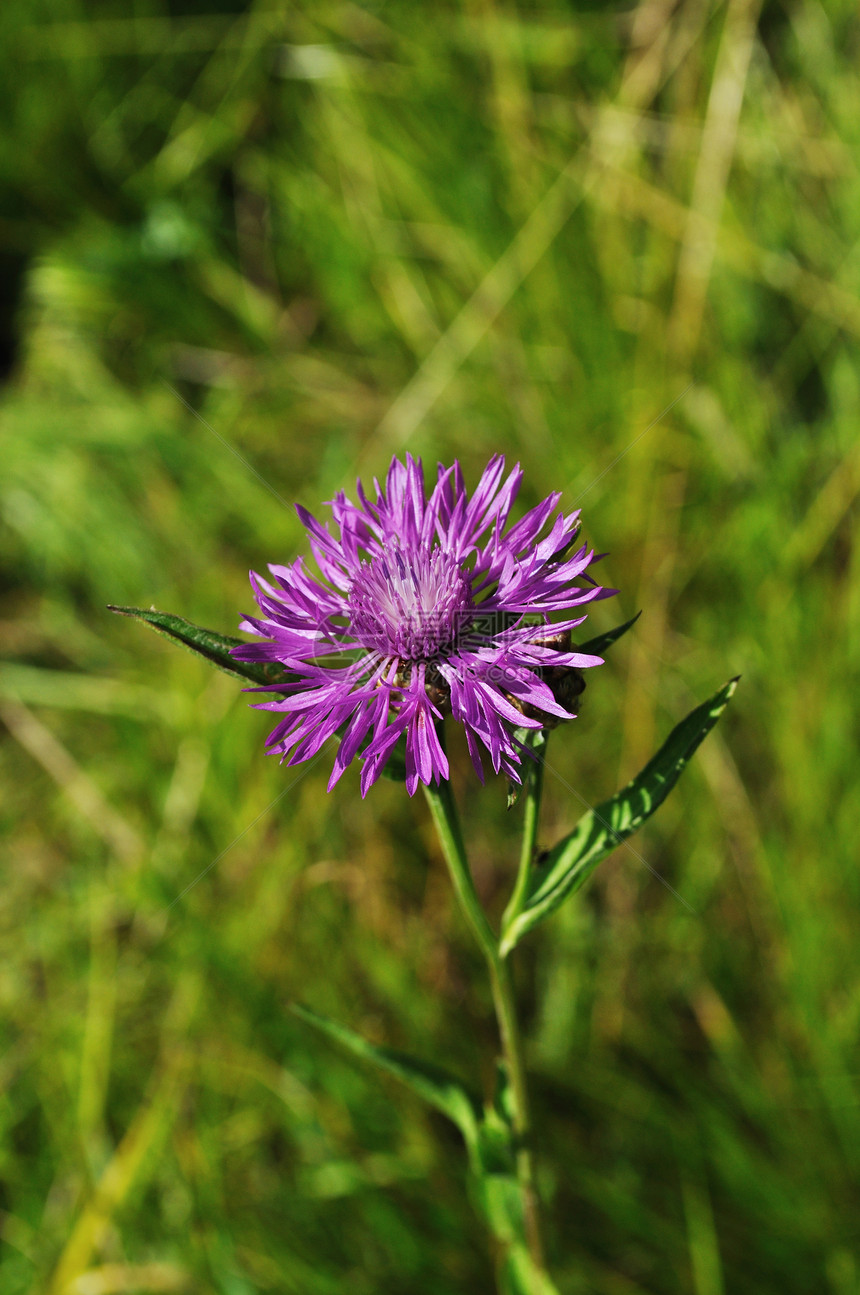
[347, 546, 474, 660]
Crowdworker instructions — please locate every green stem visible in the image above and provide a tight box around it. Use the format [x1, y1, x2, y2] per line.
[502, 738, 546, 935]
[423, 777, 498, 966]
[423, 779, 545, 1277]
[489, 956, 544, 1271]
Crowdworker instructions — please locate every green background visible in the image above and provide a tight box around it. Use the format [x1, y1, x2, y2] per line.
[1, 1, 858, 1291]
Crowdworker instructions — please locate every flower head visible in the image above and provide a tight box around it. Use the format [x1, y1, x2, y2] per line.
[232, 455, 614, 796]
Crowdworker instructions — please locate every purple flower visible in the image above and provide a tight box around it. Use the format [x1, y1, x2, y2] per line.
[232, 455, 614, 796]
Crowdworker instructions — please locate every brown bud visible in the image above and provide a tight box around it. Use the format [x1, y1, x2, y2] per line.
[501, 627, 587, 729]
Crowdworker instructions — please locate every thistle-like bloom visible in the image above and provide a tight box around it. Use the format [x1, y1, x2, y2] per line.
[232, 455, 614, 796]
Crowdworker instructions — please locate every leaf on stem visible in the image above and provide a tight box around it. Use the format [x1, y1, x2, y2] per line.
[107, 605, 290, 689]
[289, 1003, 480, 1144]
[500, 677, 739, 954]
[503, 1246, 564, 1295]
[293, 1008, 557, 1285]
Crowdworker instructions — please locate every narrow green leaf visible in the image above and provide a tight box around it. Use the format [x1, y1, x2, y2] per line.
[290, 1003, 480, 1143]
[577, 610, 641, 657]
[108, 605, 289, 690]
[503, 1246, 563, 1295]
[500, 677, 738, 954]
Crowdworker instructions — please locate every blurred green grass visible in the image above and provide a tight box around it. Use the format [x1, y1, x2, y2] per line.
[1, 1, 859, 1291]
